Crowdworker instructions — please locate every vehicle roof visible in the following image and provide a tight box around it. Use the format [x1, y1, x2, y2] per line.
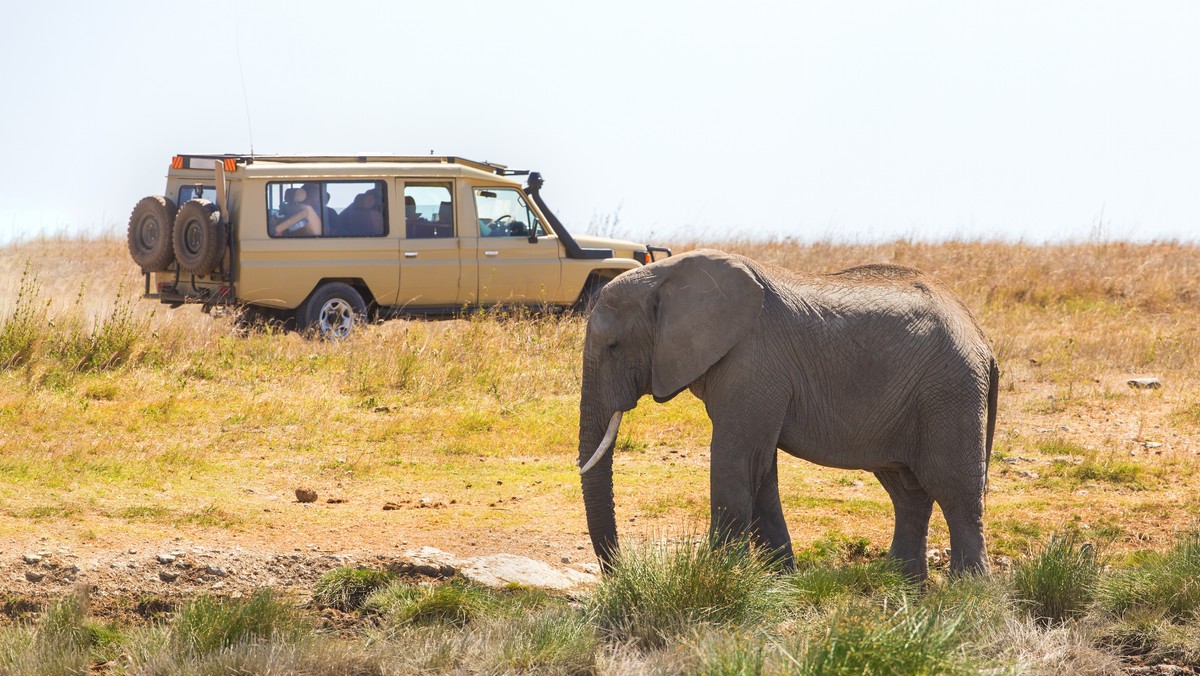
[169, 154, 526, 185]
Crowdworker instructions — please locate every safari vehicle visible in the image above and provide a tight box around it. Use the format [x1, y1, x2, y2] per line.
[126, 154, 670, 338]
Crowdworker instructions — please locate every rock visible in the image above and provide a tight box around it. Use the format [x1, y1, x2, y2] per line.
[157, 553, 176, 564]
[326, 498, 346, 504]
[159, 570, 179, 582]
[206, 565, 227, 577]
[1016, 470, 1040, 479]
[459, 554, 597, 591]
[295, 488, 318, 503]
[561, 556, 571, 564]
[1143, 441, 1162, 449]
[22, 554, 41, 565]
[1127, 377, 1161, 389]
[382, 502, 402, 510]
[24, 570, 44, 583]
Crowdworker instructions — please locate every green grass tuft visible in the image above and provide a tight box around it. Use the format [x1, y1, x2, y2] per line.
[587, 537, 779, 646]
[170, 589, 309, 657]
[798, 602, 979, 675]
[1098, 531, 1200, 621]
[365, 578, 497, 628]
[1012, 531, 1104, 624]
[784, 559, 912, 609]
[312, 567, 395, 611]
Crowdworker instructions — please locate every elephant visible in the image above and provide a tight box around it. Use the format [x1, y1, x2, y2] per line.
[577, 249, 998, 580]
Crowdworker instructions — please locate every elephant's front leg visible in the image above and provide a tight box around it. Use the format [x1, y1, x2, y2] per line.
[708, 404, 790, 565]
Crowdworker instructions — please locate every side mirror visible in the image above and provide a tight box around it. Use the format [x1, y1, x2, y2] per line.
[528, 232, 538, 244]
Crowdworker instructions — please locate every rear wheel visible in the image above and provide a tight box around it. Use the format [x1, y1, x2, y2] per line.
[172, 199, 226, 276]
[297, 283, 366, 340]
[127, 195, 178, 271]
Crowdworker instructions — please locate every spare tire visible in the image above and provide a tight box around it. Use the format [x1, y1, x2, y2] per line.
[127, 195, 178, 272]
[172, 199, 227, 276]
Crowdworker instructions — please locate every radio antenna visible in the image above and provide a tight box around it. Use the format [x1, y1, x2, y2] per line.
[235, 18, 255, 156]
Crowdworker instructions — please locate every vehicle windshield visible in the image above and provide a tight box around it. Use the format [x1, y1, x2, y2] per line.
[475, 188, 548, 238]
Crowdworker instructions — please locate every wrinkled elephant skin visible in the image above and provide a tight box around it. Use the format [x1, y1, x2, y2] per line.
[577, 249, 998, 580]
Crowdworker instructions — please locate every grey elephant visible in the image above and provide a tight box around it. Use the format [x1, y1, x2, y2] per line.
[577, 249, 998, 580]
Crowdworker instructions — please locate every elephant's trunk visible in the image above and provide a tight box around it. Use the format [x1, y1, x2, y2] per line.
[579, 406, 622, 572]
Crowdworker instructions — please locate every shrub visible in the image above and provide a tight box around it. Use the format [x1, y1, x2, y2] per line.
[1012, 531, 1103, 624]
[0, 263, 48, 369]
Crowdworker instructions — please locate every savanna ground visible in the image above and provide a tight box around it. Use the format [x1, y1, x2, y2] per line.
[1, 234, 1198, 673]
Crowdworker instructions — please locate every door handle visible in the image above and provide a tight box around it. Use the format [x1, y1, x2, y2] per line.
[404, 252, 418, 258]
[484, 250, 499, 257]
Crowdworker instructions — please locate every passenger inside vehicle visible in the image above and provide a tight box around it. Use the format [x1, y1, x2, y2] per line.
[302, 183, 338, 233]
[339, 192, 385, 236]
[273, 188, 323, 237]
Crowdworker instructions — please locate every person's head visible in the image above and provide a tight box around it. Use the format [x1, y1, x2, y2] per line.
[300, 183, 321, 207]
[293, 188, 308, 203]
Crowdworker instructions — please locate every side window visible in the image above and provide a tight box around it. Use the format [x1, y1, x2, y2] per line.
[178, 184, 216, 204]
[474, 188, 547, 238]
[266, 180, 387, 238]
[404, 184, 454, 238]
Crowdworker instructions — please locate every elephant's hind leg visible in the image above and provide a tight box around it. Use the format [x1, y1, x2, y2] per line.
[874, 467, 934, 581]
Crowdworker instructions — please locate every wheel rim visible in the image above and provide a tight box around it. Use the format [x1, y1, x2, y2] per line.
[184, 219, 203, 255]
[139, 216, 159, 249]
[318, 298, 355, 339]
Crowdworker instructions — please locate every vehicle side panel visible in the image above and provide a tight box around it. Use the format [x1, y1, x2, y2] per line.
[236, 179, 400, 309]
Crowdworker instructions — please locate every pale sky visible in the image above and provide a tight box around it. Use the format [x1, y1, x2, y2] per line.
[1, 1, 1196, 245]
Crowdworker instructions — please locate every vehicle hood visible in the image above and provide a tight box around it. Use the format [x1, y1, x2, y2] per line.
[570, 234, 646, 252]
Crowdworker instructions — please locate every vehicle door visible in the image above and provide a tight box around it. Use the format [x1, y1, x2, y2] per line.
[396, 181, 463, 308]
[241, 179, 400, 308]
[473, 187, 562, 305]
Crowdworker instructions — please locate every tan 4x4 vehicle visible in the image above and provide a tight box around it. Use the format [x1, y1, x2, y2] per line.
[127, 154, 670, 338]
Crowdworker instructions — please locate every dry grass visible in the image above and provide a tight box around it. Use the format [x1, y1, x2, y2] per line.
[0, 235, 1198, 564]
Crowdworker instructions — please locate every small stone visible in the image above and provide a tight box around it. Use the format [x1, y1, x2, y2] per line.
[1143, 441, 1163, 449]
[561, 556, 571, 564]
[206, 565, 227, 577]
[25, 570, 45, 583]
[326, 498, 346, 504]
[22, 554, 41, 565]
[1016, 470, 1040, 479]
[159, 570, 179, 582]
[851, 480, 864, 487]
[157, 553, 176, 564]
[295, 488, 318, 503]
[1127, 377, 1161, 389]
[383, 502, 402, 510]
[212, 581, 225, 590]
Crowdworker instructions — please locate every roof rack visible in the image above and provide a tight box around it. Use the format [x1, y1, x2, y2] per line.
[172, 154, 509, 174]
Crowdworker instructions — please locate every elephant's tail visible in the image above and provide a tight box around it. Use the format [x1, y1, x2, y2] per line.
[984, 358, 999, 494]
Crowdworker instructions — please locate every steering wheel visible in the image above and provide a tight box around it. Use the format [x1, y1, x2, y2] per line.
[489, 214, 512, 236]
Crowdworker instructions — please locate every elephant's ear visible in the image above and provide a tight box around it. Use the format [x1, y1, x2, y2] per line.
[651, 251, 765, 400]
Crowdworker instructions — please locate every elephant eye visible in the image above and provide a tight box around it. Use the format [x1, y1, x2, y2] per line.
[605, 337, 618, 350]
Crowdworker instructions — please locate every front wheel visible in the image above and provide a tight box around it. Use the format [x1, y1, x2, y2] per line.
[574, 278, 609, 314]
[297, 283, 366, 340]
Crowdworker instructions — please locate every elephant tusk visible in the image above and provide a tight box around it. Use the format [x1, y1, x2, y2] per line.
[579, 411, 623, 475]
